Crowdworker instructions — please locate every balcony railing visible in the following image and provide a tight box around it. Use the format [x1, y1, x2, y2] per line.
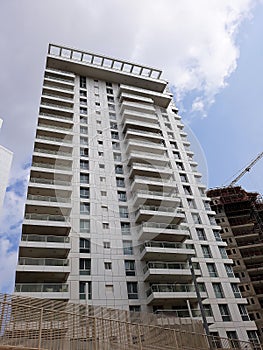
[36, 134, 72, 144]
[134, 190, 177, 199]
[140, 241, 194, 252]
[140, 222, 189, 232]
[27, 194, 70, 203]
[126, 128, 163, 137]
[42, 93, 73, 102]
[32, 162, 72, 171]
[19, 257, 69, 266]
[30, 177, 71, 186]
[34, 148, 72, 157]
[15, 283, 68, 293]
[143, 262, 190, 274]
[146, 284, 203, 297]
[41, 102, 73, 111]
[21, 234, 70, 243]
[38, 123, 73, 132]
[154, 308, 213, 318]
[39, 112, 73, 122]
[131, 162, 170, 170]
[131, 175, 174, 184]
[45, 74, 74, 84]
[137, 205, 175, 213]
[24, 213, 69, 222]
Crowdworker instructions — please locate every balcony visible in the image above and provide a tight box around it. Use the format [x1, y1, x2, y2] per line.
[138, 222, 190, 242]
[37, 122, 73, 135]
[146, 284, 207, 304]
[29, 177, 71, 188]
[14, 283, 69, 299]
[20, 235, 70, 253]
[42, 87, 74, 101]
[122, 119, 160, 135]
[24, 214, 70, 231]
[35, 134, 72, 146]
[39, 112, 73, 124]
[127, 151, 169, 166]
[125, 139, 166, 155]
[26, 194, 71, 208]
[143, 261, 192, 282]
[140, 241, 195, 261]
[31, 162, 72, 175]
[129, 162, 173, 179]
[135, 205, 184, 224]
[131, 175, 175, 192]
[120, 100, 156, 115]
[124, 128, 164, 144]
[17, 257, 69, 271]
[121, 109, 158, 124]
[132, 189, 179, 207]
[154, 308, 213, 321]
[120, 92, 154, 105]
[44, 72, 74, 86]
[40, 100, 73, 113]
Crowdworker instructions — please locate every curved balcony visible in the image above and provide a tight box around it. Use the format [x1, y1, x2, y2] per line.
[39, 112, 73, 124]
[35, 134, 72, 145]
[27, 194, 70, 204]
[127, 151, 169, 166]
[131, 175, 175, 192]
[29, 177, 71, 187]
[124, 128, 164, 144]
[14, 283, 69, 299]
[129, 162, 173, 179]
[146, 284, 207, 305]
[138, 222, 190, 242]
[143, 261, 192, 282]
[132, 189, 179, 207]
[135, 205, 184, 224]
[31, 162, 72, 175]
[125, 139, 166, 155]
[33, 147, 72, 159]
[120, 100, 156, 115]
[140, 241, 195, 261]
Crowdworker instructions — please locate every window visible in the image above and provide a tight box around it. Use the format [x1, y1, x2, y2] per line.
[80, 173, 89, 184]
[213, 230, 222, 241]
[104, 262, 112, 270]
[183, 186, 192, 195]
[231, 284, 242, 298]
[79, 238, 90, 253]
[79, 258, 91, 275]
[176, 162, 184, 171]
[80, 90, 87, 97]
[98, 151, 104, 157]
[213, 283, 224, 298]
[80, 125, 88, 134]
[208, 215, 217, 225]
[210, 332, 222, 349]
[219, 247, 228, 259]
[192, 213, 202, 224]
[95, 102, 100, 106]
[99, 164, 105, 169]
[123, 240, 133, 255]
[97, 130, 102, 135]
[107, 96, 114, 102]
[106, 82, 112, 87]
[125, 260, 136, 276]
[110, 122, 118, 130]
[100, 176, 106, 182]
[119, 207, 129, 218]
[80, 147, 89, 157]
[103, 223, 109, 229]
[111, 131, 119, 140]
[101, 191, 107, 196]
[174, 151, 181, 160]
[238, 304, 249, 321]
[106, 88, 113, 94]
[96, 120, 101, 125]
[202, 245, 212, 258]
[207, 263, 218, 277]
[103, 241, 110, 249]
[98, 140, 103, 145]
[127, 282, 138, 299]
[118, 191, 127, 202]
[226, 331, 239, 348]
[80, 76, 86, 89]
[79, 281, 91, 300]
[247, 331, 259, 346]
[113, 153, 122, 162]
[80, 219, 90, 233]
[80, 107, 87, 115]
[80, 136, 88, 145]
[80, 116, 88, 124]
[80, 202, 90, 214]
[80, 187, 89, 198]
[109, 112, 116, 120]
[219, 304, 231, 321]
[80, 160, 89, 169]
[225, 264, 235, 277]
[105, 284, 114, 293]
[112, 141, 120, 150]
[203, 201, 211, 210]
[129, 305, 141, 312]
[116, 177, 125, 188]
[108, 104, 115, 111]
[115, 165, 123, 174]
[121, 222, 130, 234]
[180, 174, 188, 182]
[196, 228, 206, 240]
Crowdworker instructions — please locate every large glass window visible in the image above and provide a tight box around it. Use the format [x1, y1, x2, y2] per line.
[79, 238, 90, 253]
[201, 245, 212, 258]
[219, 304, 231, 321]
[207, 263, 218, 277]
[127, 282, 138, 299]
[123, 240, 133, 255]
[80, 187, 89, 198]
[125, 260, 136, 276]
[212, 283, 224, 298]
[80, 202, 90, 214]
[79, 258, 91, 275]
[80, 219, 90, 233]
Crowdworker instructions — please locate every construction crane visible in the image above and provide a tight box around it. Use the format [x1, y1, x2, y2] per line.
[229, 151, 263, 186]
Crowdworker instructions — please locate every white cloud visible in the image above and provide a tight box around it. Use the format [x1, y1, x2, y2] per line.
[0, 238, 17, 293]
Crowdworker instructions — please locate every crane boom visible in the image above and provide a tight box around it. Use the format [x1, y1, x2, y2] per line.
[230, 152, 263, 186]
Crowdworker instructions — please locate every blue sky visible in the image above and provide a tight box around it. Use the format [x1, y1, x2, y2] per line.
[0, 0, 262, 293]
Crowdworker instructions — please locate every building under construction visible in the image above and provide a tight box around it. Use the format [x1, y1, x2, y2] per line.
[207, 186, 263, 342]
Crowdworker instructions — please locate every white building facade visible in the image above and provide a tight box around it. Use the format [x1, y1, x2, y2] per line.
[14, 44, 258, 343]
[0, 119, 13, 216]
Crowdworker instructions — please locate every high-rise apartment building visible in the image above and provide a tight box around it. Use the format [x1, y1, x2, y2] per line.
[14, 44, 258, 343]
[207, 186, 263, 342]
[0, 119, 13, 215]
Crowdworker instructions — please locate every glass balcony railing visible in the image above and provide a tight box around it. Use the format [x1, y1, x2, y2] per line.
[140, 241, 194, 252]
[38, 123, 73, 132]
[40, 102, 73, 111]
[143, 262, 190, 274]
[146, 284, 202, 297]
[24, 213, 69, 222]
[32, 162, 72, 171]
[140, 222, 189, 232]
[27, 194, 70, 203]
[137, 205, 175, 213]
[154, 308, 213, 318]
[131, 175, 174, 184]
[39, 112, 73, 121]
[15, 283, 69, 293]
[126, 128, 163, 137]
[36, 134, 72, 144]
[30, 177, 71, 186]
[130, 162, 170, 171]
[21, 234, 70, 243]
[134, 190, 178, 199]
[18, 257, 69, 266]
[34, 148, 72, 157]
[42, 93, 73, 102]
[45, 74, 74, 84]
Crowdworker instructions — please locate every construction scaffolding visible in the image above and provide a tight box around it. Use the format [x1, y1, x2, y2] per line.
[0, 293, 261, 350]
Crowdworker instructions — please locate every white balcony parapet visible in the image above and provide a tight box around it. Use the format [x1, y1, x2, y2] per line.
[37, 123, 73, 133]
[146, 283, 203, 297]
[32, 162, 72, 171]
[40, 102, 73, 111]
[140, 241, 194, 252]
[143, 261, 190, 274]
[27, 194, 70, 203]
[18, 257, 69, 267]
[21, 234, 70, 243]
[29, 178, 71, 186]
[39, 112, 73, 122]
[24, 213, 69, 222]
[45, 74, 74, 84]
[34, 148, 72, 157]
[36, 135, 72, 144]
[42, 92, 73, 102]
[140, 222, 189, 232]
